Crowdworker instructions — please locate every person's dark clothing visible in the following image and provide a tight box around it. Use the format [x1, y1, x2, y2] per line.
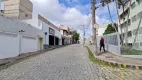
[100, 38, 105, 52]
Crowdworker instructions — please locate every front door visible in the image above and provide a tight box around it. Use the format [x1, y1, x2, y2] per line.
[38, 37, 43, 50]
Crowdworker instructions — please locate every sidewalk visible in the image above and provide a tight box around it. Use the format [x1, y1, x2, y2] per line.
[87, 45, 142, 69]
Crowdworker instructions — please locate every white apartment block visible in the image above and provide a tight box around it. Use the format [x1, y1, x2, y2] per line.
[118, 0, 142, 50]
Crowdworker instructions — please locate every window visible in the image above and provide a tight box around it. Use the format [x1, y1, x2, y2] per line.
[63, 30, 66, 35]
[131, 2, 136, 9]
[134, 43, 139, 48]
[128, 43, 132, 47]
[25, 14, 28, 17]
[140, 42, 142, 46]
[136, 0, 142, 4]
[131, 15, 137, 22]
[127, 31, 132, 37]
[128, 19, 131, 26]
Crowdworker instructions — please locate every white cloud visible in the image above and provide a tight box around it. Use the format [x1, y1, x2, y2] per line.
[29, 0, 117, 38]
[30, 0, 90, 29]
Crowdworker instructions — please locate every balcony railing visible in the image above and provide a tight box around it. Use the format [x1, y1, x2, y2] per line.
[120, 19, 131, 28]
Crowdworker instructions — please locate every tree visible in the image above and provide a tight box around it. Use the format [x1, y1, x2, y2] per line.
[72, 30, 80, 43]
[100, 0, 131, 45]
[101, 0, 118, 32]
[103, 23, 118, 35]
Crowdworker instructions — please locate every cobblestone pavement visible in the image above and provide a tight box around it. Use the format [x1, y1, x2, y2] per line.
[0, 44, 141, 80]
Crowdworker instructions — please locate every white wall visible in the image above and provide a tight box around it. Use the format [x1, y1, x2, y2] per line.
[21, 36, 38, 53]
[0, 16, 43, 37]
[22, 14, 41, 29]
[40, 20, 62, 45]
[97, 33, 121, 55]
[0, 32, 19, 59]
[0, 16, 44, 59]
[55, 29, 61, 39]
[118, 0, 142, 44]
[41, 22, 49, 45]
[60, 30, 63, 35]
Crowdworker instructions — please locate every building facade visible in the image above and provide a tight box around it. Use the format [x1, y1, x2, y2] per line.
[118, 0, 142, 50]
[3, 0, 33, 20]
[0, 0, 62, 59]
[38, 15, 62, 46]
[22, 14, 62, 47]
[0, 16, 44, 59]
[59, 25, 72, 45]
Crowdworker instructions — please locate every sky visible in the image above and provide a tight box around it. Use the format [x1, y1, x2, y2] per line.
[29, 0, 118, 38]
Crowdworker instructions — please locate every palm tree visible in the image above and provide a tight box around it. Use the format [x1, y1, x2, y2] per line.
[101, 0, 118, 32]
[114, 0, 124, 45]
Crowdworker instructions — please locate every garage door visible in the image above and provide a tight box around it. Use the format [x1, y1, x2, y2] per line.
[0, 32, 19, 59]
[21, 36, 38, 53]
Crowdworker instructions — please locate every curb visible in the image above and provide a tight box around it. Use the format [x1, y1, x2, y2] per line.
[86, 46, 142, 70]
[96, 58, 142, 70]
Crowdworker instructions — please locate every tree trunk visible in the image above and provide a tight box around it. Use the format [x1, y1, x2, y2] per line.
[106, 3, 118, 32]
[115, 0, 124, 45]
[124, 0, 132, 47]
[133, 16, 142, 46]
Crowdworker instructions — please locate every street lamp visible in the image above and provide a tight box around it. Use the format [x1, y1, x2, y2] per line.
[44, 32, 47, 44]
[44, 32, 48, 49]
[80, 25, 85, 45]
[18, 30, 25, 56]
[19, 30, 25, 33]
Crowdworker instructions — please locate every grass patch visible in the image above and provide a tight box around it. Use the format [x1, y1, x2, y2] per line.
[121, 47, 142, 55]
[85, 46, 120, 68]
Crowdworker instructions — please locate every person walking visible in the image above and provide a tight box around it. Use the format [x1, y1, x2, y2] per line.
[100, 37, 105, 52]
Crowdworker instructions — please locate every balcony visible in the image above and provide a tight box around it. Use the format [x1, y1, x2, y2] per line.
[119, 1, 130, 20]
[119, 8, 129, 20]
[120, 19, 131, 28]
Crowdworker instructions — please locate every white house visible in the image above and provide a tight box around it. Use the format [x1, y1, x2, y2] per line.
[0, 16, 44, 59]
[38, 15, 62, 46]
[59, 25, 72, 45]
[118, 0, 142, 50]
[23, 14, 62, 46]
[0, 0, 62, 59]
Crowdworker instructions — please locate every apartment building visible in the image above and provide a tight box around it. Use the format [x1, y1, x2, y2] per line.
[3, 0, 33, 20]
[118, 0, 142, 50]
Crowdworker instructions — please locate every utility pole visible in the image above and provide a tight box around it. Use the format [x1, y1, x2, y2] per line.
[83, 25, 85, 44]
[92, 0, 96, 45]
[91, 0, 98, 55]
[80, 25, 85, 44]
[0, 0, 1, 14]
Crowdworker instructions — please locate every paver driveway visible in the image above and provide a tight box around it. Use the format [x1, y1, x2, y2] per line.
[0, 44, 111, 80]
